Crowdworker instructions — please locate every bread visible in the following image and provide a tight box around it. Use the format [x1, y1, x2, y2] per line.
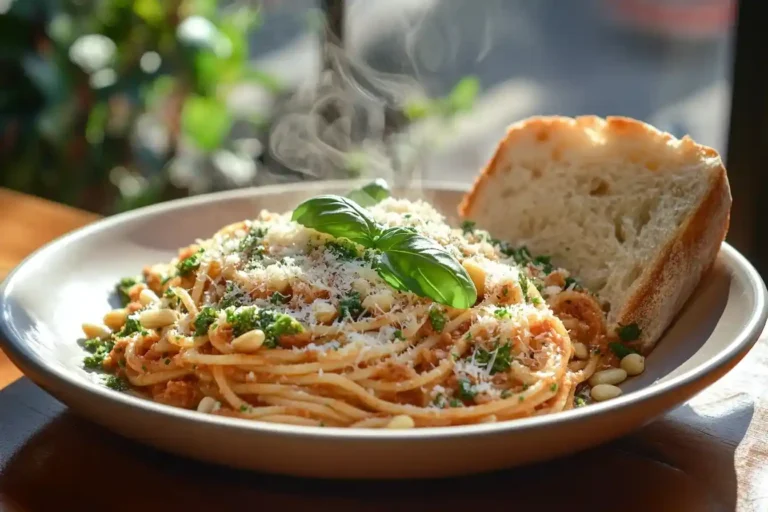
[458, 115, 731, 353]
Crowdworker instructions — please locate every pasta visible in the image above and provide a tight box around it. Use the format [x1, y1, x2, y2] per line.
[81, 196, 633, 429]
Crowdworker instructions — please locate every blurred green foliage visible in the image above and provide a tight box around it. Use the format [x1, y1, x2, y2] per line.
[0, 0, 279, 213]
[0, 0, 480, 215]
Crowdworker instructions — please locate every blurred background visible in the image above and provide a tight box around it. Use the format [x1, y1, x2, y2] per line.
[0, 0, 735, 215]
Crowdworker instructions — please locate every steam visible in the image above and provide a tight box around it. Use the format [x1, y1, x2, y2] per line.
[266, 0, 503, 188]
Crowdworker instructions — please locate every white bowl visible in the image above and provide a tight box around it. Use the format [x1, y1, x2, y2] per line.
[1, 180, 765, 479]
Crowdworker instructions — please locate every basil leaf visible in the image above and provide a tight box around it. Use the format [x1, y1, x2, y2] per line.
[291, 195, 380, 247]
[347, 179, 391, 206]
[376, 227, 477, 309]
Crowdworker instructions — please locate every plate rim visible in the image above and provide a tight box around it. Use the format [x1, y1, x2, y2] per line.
[1, 180, 766, 442]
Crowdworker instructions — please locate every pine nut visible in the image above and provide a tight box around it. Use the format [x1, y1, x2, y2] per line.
[591, 384, 622, 402]
[231, 329, 266, 353]
[462, 259, 486, 296]
[351, 278, 370, 297]
[102, 309, 128, 330]
[312, 301, 337, 324]
[620, 353, 646, 376]
[362, 291, 395, 312]
[573, 342, 589, 360]
[197, 396, 220, 413]
[386, 415, 415, 429]
[82, 322, 111, 339]
[138, 309, 177, 329]
[139, 289, 160, 306]
[588, 368, 627, 387]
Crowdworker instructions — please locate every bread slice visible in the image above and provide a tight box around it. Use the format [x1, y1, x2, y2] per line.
[458, 115, 731, 353]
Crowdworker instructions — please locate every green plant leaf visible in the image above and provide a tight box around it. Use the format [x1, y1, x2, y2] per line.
[447, 76, 480, 113]
[181, 95, 232, 151]
[376, 227, 477, 309]
[347, 179, 391, 206]
[291, 195, 380, 247]
[133, 0, 165, 25]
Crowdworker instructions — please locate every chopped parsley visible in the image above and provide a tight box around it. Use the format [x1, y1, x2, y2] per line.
[428, 308, 447, 333]
[518, 274, 531, 303]
[325, 240, 360, 261]
[500, 389, 512, 399]
[104, 375, 128, 391]
[270, 291, 290, 305]
[534, 255, 554, 274]
[393, 329, 405, 341]
[474, 342, 512, 375]
[531, 296, 542, 306]
[116, 276, 140, 306]
[339, 291, 364, 320]
[194, 306, 218, 336]
[609, 342, 638, 359]
[457, 378, 476, 401]
[564, 276, 581, 290]
[177, 248, 204, 276]
[617, 323, 641, 342]
[464, 331, 472, 341]
[163, 288, 176, 298]
[449, 398, 463, 408]
[239, 227, 267, 258]
[493, 307, 511, 319]
[225, 306, 304, 348]
[502, 244, 533, 265]
[83, 338, 115, 369]
[460, 220, 476, 235]
[239, 404, 249, 412]
[219, 282, 246, 309]
[117, 316, 144, 337]
[574, 396, 587, 408]
[550, 383, 558, 392]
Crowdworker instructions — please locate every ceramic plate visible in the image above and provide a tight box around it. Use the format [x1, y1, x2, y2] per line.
[1, 180, 766, 479]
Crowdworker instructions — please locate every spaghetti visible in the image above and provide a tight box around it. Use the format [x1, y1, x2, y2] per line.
[82, 197, 614, 428]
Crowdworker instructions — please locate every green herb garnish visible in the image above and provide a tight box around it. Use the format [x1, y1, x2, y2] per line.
[457, 378, 476, 401]
[493, 307, 511, 319]
[519, 273, 531, 303]
[239, 226, 267, 258]
[270, 291, 290, 305]
[393, 329, 405, 341]
[346, 178, 391, 206]
[564, 276, 581, 290]
[194, 306, 218, 336]
[291, 195, 477, 309]
[292, 195, 381, 247]
[609, 342, 638, 359]
[325, 240, 360, 261]
[474, 342, 512, 375]
[104, 375, 128, 391]
[339, 291, 364, 320]
[617, 323, 641, 342]
[460, 220, 476, 234]
[177, 248, 204, 276]
[225, 306, 304, 348]
[534, 255, 554, 274]
[116, 276, 140, 306]
[375, 227, 477, 309]
[428, 307, 447, 333]
[117, 316, 144, 337]
[83, 338, 115, 369]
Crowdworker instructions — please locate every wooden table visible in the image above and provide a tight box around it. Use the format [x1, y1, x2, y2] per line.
[0, 188, 766, 512]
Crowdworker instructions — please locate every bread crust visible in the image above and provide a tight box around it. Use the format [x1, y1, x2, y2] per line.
[458, 115, 732, 353]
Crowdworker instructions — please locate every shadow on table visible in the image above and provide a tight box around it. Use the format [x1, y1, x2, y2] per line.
[0, 381, 751, 512]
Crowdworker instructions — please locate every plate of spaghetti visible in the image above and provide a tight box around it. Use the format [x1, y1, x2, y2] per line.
[1, 180, 765, 479]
